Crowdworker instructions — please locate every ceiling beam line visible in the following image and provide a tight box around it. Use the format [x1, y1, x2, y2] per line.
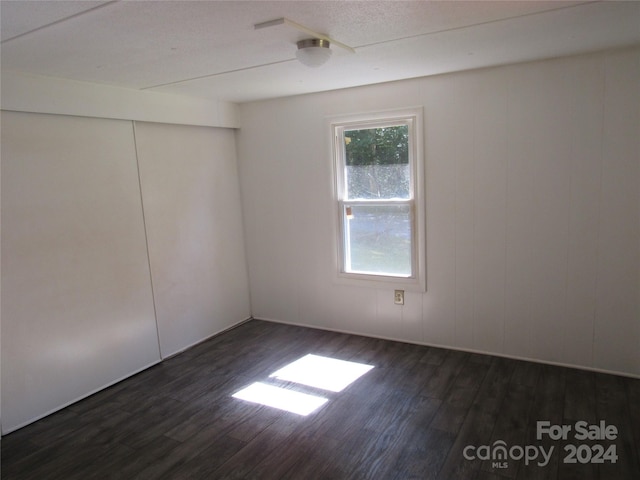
[1, 1, 120, 45]
[254, 17, 356, 54]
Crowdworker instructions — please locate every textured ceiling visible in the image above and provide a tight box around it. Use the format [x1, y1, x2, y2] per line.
[1, 1, 639, 103]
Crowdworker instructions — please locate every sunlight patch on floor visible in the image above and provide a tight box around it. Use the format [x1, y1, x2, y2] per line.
[232, 382, 328, 416]
[232, 354, 374, 415]
[269, 354, 374, 392]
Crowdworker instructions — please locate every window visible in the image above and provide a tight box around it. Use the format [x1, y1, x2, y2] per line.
[331, 108, 425, 290]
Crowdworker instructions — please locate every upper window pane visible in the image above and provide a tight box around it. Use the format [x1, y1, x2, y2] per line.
[344, 125, 410, 200]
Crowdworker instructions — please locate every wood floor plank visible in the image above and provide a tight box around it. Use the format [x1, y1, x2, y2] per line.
[435, 404, 498, 479]
[208, 414, 298, 480]
[480, 382, 534, 478]
[473, 357, 518, 416]
[558, 369, 599, 480]
[420, 349, 469, 400]
[419, 345, 449, 366]
[627, 378, 640, 466]
[387, 427, 457, 480]
[429, 400, 468, 435]
[132, 433, 246, 480]
[563, 368, 597, 423]
[442, 358, 491, 410]
[595, 373, 640, 480]
[519, 364, 566, 480]
[106, 435, 182, 479]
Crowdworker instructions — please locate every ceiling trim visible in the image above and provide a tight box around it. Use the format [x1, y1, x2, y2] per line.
[1, 71, 240, 128]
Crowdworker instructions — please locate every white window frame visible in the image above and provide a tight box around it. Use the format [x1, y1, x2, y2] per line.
[330, 107, 426, 292]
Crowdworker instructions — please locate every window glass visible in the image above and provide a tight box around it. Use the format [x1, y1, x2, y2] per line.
[344, 204, 412, 277]
[344, 126, 410, 200]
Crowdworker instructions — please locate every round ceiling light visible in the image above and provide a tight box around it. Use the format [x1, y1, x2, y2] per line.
[296, 38, 332, 67]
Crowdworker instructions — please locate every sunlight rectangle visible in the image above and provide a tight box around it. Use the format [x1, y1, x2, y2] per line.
[269, 354, 374, 392]
[232, 382, 328, 416]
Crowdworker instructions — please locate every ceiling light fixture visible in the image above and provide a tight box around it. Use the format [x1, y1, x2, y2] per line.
[296, 38, 332, 67]
[254, 17, 354, 68]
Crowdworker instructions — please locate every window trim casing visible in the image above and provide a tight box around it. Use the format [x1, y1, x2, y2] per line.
[329, 107, 426, 292]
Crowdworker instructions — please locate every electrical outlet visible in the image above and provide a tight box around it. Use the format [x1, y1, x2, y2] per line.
[394, 290, 404, 305]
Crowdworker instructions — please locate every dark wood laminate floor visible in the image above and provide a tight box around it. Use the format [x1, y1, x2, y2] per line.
[2, 319, 639, 479]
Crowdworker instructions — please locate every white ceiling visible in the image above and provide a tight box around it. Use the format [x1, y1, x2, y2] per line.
[1, 1, 639, 103]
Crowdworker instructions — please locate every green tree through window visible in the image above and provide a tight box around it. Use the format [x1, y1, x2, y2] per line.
[344, 126, 410, 200]
[345, 126, 408, 167]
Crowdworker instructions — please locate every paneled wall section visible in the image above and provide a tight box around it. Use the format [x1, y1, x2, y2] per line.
[134, 122, 251, 358]
[237, 47, 640, 377]
[1, 113, 250, 433]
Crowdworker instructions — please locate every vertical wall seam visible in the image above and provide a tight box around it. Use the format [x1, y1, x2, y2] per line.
[471, 88, 477, 349]
[453, 106, 458, 346]
[502, 71, 509, 354]
[131, 121, 163, 359]
[563, 66, 575, 366]
[591, 57, 607, 368]
[232, 127, 255, 319]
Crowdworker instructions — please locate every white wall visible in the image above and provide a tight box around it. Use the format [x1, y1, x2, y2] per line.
[1, 112, 161, 432]
[134, 122, 251, 358]
[236, 47, 640, 377]
[1, 113, 251, 433]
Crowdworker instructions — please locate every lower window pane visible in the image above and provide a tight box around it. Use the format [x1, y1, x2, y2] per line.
[345, 204, 412, 277]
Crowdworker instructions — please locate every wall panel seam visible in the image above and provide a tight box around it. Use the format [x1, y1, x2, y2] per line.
[132, 121, 163, 359]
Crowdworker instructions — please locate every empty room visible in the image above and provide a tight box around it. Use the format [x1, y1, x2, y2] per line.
[1, 1, 639, 479]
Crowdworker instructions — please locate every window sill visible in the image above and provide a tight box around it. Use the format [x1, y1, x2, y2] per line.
[335, 271, 426, 293]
